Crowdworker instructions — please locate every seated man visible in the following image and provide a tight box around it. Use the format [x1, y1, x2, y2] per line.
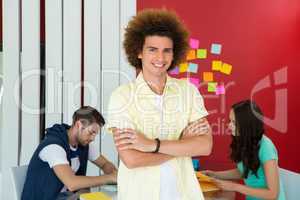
[22, 106, 117, 200]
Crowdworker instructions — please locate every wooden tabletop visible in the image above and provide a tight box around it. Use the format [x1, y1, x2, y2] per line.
[204, 190, 236, 200]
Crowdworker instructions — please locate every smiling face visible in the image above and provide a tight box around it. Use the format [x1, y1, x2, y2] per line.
[138, 35, 174, 79]
[77, 122, 100, 146]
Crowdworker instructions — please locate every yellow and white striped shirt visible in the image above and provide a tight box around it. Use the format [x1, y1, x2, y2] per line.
[106, 73, 208, 200]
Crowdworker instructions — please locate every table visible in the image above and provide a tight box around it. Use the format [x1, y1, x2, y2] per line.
[204, 191, 236, 200]
[99, 185, 236, 200]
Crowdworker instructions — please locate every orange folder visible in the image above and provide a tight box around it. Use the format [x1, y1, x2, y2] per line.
[196, 172, 220, 192]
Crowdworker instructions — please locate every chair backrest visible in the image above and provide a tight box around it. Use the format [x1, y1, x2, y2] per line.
[279, 168, 300, 200]
[10, 165, 28, 200]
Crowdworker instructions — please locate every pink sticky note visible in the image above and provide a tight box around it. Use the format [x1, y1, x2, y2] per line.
[189, 38, 199, 49]
[189, 77, 200, 88]
[216, 85, 225, 95]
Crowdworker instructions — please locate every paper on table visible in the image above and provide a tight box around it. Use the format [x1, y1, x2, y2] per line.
[199, 182, 220, 192]
[80, 192, 112, 200]
[196, 172, 220, 192]
[196, 172, 214, 182]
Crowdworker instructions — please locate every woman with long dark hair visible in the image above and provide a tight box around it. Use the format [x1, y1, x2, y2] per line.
[204, 100, 285, 200]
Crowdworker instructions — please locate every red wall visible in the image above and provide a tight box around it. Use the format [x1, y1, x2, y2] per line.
[138, 0, 300, 172]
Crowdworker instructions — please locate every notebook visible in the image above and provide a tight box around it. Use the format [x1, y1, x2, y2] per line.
[199, 182, 220, 192]
[79, 192, 112, 200]
[195, 172, 220, 192]
[196, 171, 214, 183]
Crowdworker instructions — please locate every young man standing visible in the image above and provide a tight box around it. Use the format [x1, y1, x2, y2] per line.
[107, 9, 212, 200]
[22, 106, 117, 200]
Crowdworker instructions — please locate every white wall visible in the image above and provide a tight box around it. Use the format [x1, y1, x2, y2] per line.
[20, 0, 41, 165]
[0, 52, 3, 170]
[84, 0, 102, 176]
[100, 0, 136, 170]
[0, 52, 3, 195]
[85, 0, 136, 175]
[1, 0, 136, 199]
[1, 0, 21, 199]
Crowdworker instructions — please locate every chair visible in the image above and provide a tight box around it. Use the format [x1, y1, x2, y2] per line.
[10, 165, 28, 200]
[279, 168, 300, 200]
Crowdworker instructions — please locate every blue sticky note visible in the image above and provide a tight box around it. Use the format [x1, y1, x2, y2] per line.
[188, 63, 198, 73]
[211, 43, 222, 55]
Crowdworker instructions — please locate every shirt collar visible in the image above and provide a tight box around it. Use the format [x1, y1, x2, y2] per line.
[135, 72, 176, 95]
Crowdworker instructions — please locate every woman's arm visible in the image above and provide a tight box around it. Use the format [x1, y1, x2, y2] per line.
[213, 160, 280, 200]
[202, 168, 242, 180]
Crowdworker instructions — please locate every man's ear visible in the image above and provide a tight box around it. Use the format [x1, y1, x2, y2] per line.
[75, 120, 83, 130]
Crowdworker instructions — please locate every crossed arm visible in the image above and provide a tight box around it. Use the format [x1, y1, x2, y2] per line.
[112, 117, 212, 169]
[53, 155, 117, 192]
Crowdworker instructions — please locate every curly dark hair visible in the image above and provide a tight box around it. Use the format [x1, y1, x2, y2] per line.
[230, 100, 264, 178]
[123, 9, 189, 71]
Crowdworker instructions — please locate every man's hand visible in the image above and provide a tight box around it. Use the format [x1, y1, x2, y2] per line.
[93, 155, 117, 175]
[113, 128, 156, 152]
[181, 118, 211, 139]
[105, 171, 117, 184]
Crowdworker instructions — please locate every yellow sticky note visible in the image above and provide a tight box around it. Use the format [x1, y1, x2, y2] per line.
[179, 63, 188, 73]
[186, 50, 196, 60]
[221, 63, 232, 75]
[208, 82, 217, 92]
[203, 72, 214, 82]
[80, 192, 112, 200]
[212, 60, 222, 71]
[197, 49, 207, 59]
